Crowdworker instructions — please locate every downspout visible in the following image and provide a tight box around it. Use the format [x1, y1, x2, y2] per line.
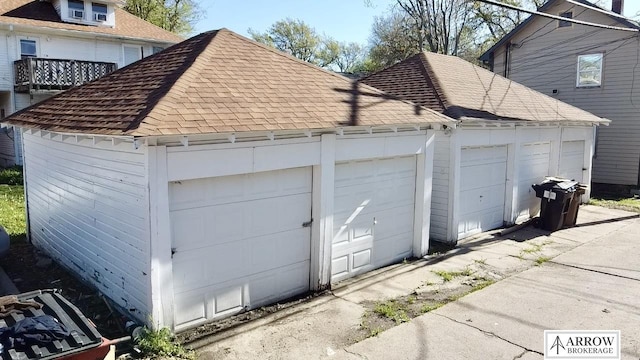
[504, 42, 511, 78]
[20, 127, 31, 244]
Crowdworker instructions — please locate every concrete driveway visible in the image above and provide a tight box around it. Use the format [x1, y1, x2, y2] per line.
[194, 206, 640, 360]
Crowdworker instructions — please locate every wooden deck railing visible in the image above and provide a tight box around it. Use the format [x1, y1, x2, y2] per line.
[14, 58, 117, 93]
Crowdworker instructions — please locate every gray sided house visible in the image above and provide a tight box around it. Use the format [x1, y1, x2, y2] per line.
[361, 52, 609, 244]
[3, 29, 454, 331]
[480, 0, 640, 187]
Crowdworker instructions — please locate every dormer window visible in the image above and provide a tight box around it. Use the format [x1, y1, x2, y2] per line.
[68, 0, 85, 19]
[92, 3, 108, 22]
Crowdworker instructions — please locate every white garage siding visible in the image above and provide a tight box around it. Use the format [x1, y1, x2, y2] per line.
[0, 128, 16, 167]
[169, 167, 312, 330]
[331, 157, 416, 283]
[516, 142, 551, 221]
[23, 133, 150, 320]
[458, 145, 508, 238]
[430, 132, 450, 241]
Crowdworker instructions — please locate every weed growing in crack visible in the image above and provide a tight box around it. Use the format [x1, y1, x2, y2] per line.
[473, 258, 487, 265]
[421, 302, 444, 313]
[535, 256, 551, 266]
[471, 279, 495, 292]
[373, 300, 410, 324]
[433, 267, 474, 282]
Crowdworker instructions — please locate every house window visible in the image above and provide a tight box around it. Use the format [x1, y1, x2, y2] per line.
[152, 46, 165, 55]
[92, 3, 107, 21]
[20, 39, 37, 59]
[123, 45, 142, 66]
[558, 11, 572, 27]
[68, 0, 85, 19]
[577, 53, 603, 87]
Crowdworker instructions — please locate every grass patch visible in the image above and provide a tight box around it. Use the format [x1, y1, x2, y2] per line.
[433, 267, 474, 282]
[535, 256, 551, 266]
[589, 198, 640, 213]
[0, 185, 26, 242]
[373, 300, 410, 324]
[0, 166, 23, 186]
[135, 327, 195, 359]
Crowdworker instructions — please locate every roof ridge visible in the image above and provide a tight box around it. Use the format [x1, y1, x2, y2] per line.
[425, 51, 608, 123]
[417, 52, 450, 111]
[221, 31, 447, 119]
[135, 31, 220, 134]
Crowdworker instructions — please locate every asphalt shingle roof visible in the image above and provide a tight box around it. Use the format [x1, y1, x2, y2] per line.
[0, 0, 183, 43]
[361, 52, 609, 124]
[4, 29, 454, 136]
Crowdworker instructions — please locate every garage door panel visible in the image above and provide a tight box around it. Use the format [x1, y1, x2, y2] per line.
[560, 141, 585, 182]
[372, 205, 414, 238]
[517, 142, 550, 220]
[332, 157, 416, 283]
[459, 146, 507, 237]
[173, 290, 207, 328]
[169, 168, 311, 211]
[460, 162, 507, 191]
[171, 167, 312, 330]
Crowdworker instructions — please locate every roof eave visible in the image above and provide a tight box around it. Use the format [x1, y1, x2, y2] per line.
[0, 20, 181, 45]
[458, 116, 609, 126]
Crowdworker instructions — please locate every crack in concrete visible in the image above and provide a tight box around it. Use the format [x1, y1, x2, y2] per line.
[549, 261, 640, 282]
[433, 313, 544, 356]
[343, 348, 369, 359]
[512, 349, 528, 360]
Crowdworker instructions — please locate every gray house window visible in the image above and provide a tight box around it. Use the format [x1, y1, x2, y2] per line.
[20, 39, 37, 59]
[68, 0, 85, 19]
[559, 11, 572, 27]
[577, 53, 603, 87]
[92, 3, 107, 21]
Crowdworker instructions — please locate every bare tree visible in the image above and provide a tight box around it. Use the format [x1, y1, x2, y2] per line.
[395, 0, 474, 55]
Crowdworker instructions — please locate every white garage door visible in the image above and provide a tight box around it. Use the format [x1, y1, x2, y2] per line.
[169, 167, 312, 330]
[517, 142, 551, 220]
[458, 146, 508, 238]
[560, 140, 585, 182]
[331, 156, 416, 283]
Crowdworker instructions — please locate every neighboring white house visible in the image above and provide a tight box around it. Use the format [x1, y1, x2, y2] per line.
[3, 29, 455, 331]
[361, 52, 609, 243]
[0, 0, 182, 166]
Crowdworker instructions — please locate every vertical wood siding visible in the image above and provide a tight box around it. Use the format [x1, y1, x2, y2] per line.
[430, 132, 450, 240]
[490, 4, 640, 185]
[0, 128, 16, 167]
[23, 133, 151, 320]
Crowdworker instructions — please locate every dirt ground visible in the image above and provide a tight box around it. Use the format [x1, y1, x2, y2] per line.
[0, 241, 129, 340]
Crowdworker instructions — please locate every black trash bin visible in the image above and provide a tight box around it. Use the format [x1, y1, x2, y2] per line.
[532, 178, 579, 232]
[564, 184, 587, 227]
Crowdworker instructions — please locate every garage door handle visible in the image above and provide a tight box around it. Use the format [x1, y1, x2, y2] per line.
[302, 219, 313, 228]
